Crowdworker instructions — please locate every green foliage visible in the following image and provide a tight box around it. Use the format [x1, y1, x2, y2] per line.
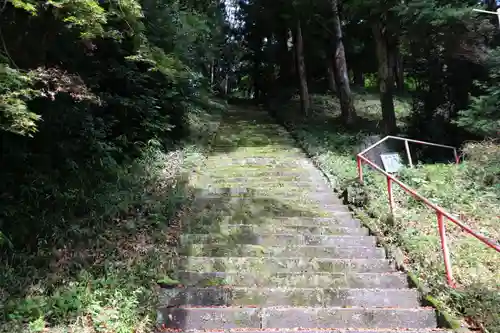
[456, 49, 500, 138]
[9, 0, 37, 14]
[0, 63, 40, 135]
[0, 0, 229, 330]
[0, 100, 225, 331]
[48, 0, 108, 38]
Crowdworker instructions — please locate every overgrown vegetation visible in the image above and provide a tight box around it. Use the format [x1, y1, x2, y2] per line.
[0, 0, 228, 331]
[275, 94, 500, 332]
[0, 97, 225, 332]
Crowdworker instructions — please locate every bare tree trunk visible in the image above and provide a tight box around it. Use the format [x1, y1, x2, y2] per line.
[353, 68, 364, 87]
[295, 20, 310, 115]
[277, 24, 293, 86]
[330, 0, 356, 124]
[393, 40, 404, 91]
[487, 0, 497, 11]
[224, 73, 229, 95]
[210, 59, 215, 86]
[326, 57, 337, 93]
[372, 21, 397, 134]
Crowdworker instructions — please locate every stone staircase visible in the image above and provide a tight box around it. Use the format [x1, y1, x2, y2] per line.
[157, 107, 447, 332]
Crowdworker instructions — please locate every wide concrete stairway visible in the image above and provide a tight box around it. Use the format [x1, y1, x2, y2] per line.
[157, 107, 446, 332]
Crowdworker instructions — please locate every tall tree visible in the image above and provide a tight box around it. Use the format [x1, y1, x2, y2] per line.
[372, 20, 397, 134]
[326, 54, 337, 93]
[330, 0, 357, 124]
[295, 19, 311, 114]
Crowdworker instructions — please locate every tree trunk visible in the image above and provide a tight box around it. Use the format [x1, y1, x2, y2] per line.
[295, 20, 310, 115]
[330, 0, 356, 124]
[210, 59, 215, 86]
[253, 66, 260, 101]
[372, 21, 397, 134]
[224, 73, 229, 95]
[273, 25, 294, 101]
[277, 23, 293, 86]
[487, 0, 497, 11]
[326, 57, 337, 93]
[393, 40, 404, 91]
[353, 68, 364, 87]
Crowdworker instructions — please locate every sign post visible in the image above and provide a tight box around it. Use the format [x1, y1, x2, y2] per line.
[380, 153, 403, 173]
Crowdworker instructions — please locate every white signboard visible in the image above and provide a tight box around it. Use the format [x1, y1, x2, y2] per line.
[380, 153, 403, 173]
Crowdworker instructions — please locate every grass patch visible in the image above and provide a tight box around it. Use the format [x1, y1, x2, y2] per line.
[0, 98, 226, 333]
[274, 93, 500, 332]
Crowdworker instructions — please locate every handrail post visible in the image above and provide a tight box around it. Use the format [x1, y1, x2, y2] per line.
[357, 156, 363, 184]
[404, 140, 413, 168]
[437, 212, 455, 287]
[387, 176, 394, 215]
[453, 149, 459, 164]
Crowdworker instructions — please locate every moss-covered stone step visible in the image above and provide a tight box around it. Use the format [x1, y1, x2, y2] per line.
[192, 186, 331, 197]
[195, 185, 333, 196]
[186, 206, 334, 221]
[211, 134, 295, 146]
[192, 187, 336, 198]
[212, 177, 318, 185]
[160, 287, 420, 308]
[180, 244, 385, 259]
[202, 161, 312, 171]
[175, 256, 395, 273]
[189, 195, 344, 213]
[176, 271, 410, 289]
[273, 216, 361, 227]
[191, 190, 338, 203]
[209, 169, 318, 178]
[183, 216, 363, 232]
[201, 161, 306, 171]
[189, 196, 349, 216]
[210, 147, 305, 156]
[190, 191, 340, 205]
[185, 200, 325, 222]
[190, 193, 341, 206]
[211, 139, 298, 148]
[158, 307, 438, 330]
[181, 234, 377, 247]
[183, 223, 368, 236]
[213, 179, 328, 187]
[194, 199, 345, 212]
[262, 307, 438, 329]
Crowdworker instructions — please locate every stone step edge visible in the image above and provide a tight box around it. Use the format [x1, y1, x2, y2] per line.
[194, 226, 368, 234]
[176, 271, 406, 277]
[161, 287, 416, 292]
[180, 236, 377, 246]
[177, 256, 392, 262]
[155, 324, 449, 333]
[156, 306, 438, 328]
[180, 244, 383, 250]
[173, 271, 409, 286]
[218, 223, 367, 230]
[157, 306, 435, 310]
[182, 234, 375, 239]
[155, 327, 449, 333]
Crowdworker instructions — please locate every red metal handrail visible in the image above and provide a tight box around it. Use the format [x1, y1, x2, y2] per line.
[356, 136, 500, 287]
